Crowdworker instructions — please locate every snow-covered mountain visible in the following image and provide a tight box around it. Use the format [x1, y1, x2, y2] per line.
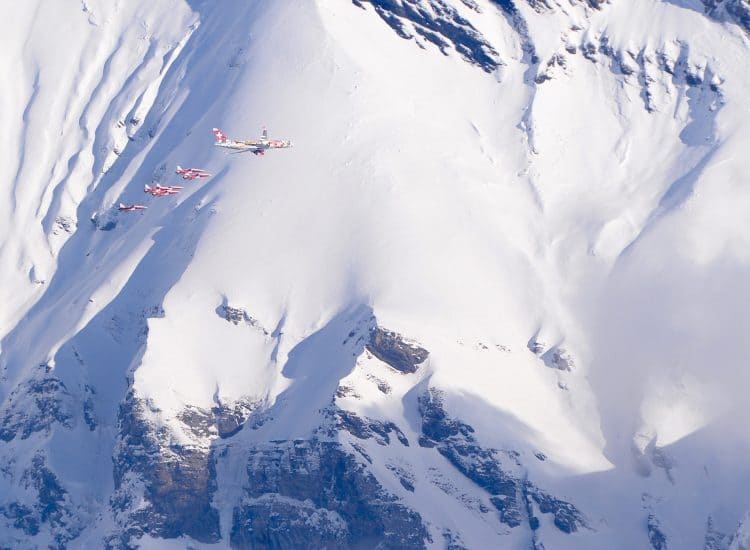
[1, 0, 750, 547]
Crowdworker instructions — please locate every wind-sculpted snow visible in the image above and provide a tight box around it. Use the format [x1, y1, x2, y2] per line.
[2, 0, 750, 547]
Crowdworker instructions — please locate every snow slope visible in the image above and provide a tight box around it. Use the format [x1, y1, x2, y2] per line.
[1, 0, 750, 547]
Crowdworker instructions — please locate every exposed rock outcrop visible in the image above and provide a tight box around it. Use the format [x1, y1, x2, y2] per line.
[330, 408, 410, 446]
[0, 375, 75, 442]
[704, 0, 750, 33]
[366, 326, 429, 374]
[527, 341, 576, 371]
[527, 488, 587, 534]
[231, 439, 430, 549]
[704, 516, 730, 550]
[0, 453, 82, 546]
[647, 513, 668, 550]
[353, 0, 502, 72]
[212, 399, 260, 438]
[216, 301, 269, 335]
[111, 395, 221, 545]
[418, 388, 586, 534]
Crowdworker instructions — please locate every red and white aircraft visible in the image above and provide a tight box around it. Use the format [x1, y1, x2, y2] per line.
[118, 203, 148, 212]
[144, 184, 182, 196]
[175, 165, 211, 180]
[213, 127, 292, 156]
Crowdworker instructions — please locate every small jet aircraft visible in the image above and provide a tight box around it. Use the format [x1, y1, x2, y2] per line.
[213, 127, 293, 156]
[175, 165, 211, 180]
[118, 203, 148, 212]
[144, 183, 182, 196]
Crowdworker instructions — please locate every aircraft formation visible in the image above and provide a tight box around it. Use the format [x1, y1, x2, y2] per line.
[118, 127, 292, 212]
[144, 183, 183, 196]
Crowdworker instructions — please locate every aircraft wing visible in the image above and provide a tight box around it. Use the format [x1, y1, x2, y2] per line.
[215, 140, 262, 153]
[229, 146, 262, 155]
[268, 139, 292, 149]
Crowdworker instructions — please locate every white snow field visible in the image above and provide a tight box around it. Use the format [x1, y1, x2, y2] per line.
[1, 0, 749, 547]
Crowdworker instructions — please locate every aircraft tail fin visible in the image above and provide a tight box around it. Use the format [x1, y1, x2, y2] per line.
[176, 165, 183, 171]
[144, 184, 152, 192]
[213, 128, 228, 143]
[262, 127, 268, 140]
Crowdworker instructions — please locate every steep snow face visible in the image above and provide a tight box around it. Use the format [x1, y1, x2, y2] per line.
[2, 0, 750, 547]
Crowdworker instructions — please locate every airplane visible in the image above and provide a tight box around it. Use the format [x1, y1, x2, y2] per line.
[213, 127, 293, 156]
[175, 165, 211, 179]
[144, 184, 182, 196]
[118, 203, 148, 212]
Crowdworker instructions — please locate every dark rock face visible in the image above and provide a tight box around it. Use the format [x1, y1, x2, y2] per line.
[366, 374, 392, 394]
[213, 400, 259, 438]
[366, 326, 429, 374]
[439, 442, 525, 527]
[216, 302, 268, 334]
[528, 488, 586, 534]
[442, 528, 470, 549]
[418, 388, 586, 534]
[1, 503, 40, 537]
[90, 210, 117, 231]
[231, 440, 429, 549]
[491, 0, 539, 66]
[725, 0, 750, 31]
[110, 391, 264, 545]
[53, 216, 75, 235]
[0, 376, 74, 442]
[111, 395, 220, 545]
[418, 388, 525, 527]
[332, 409, 410, 446]
[388, 463, 416, 492]
[524, 0, 605, 11]
[647, 514, 667, 550]
[704, 0, 750, 32]
[524, 0, 552, 12]
[704, 516, 729, 550]
[399, 478, 415, 492]
[353, 0, 501, 72]
[534, 53, 567, 83]
[83, 385, 97, 431]
[180, 399, 260, 440]
[22, 455, 78, 538]
[419, 388, 475, 443]
[0, 453, 82, 546]
[231, 496, 349, 550]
